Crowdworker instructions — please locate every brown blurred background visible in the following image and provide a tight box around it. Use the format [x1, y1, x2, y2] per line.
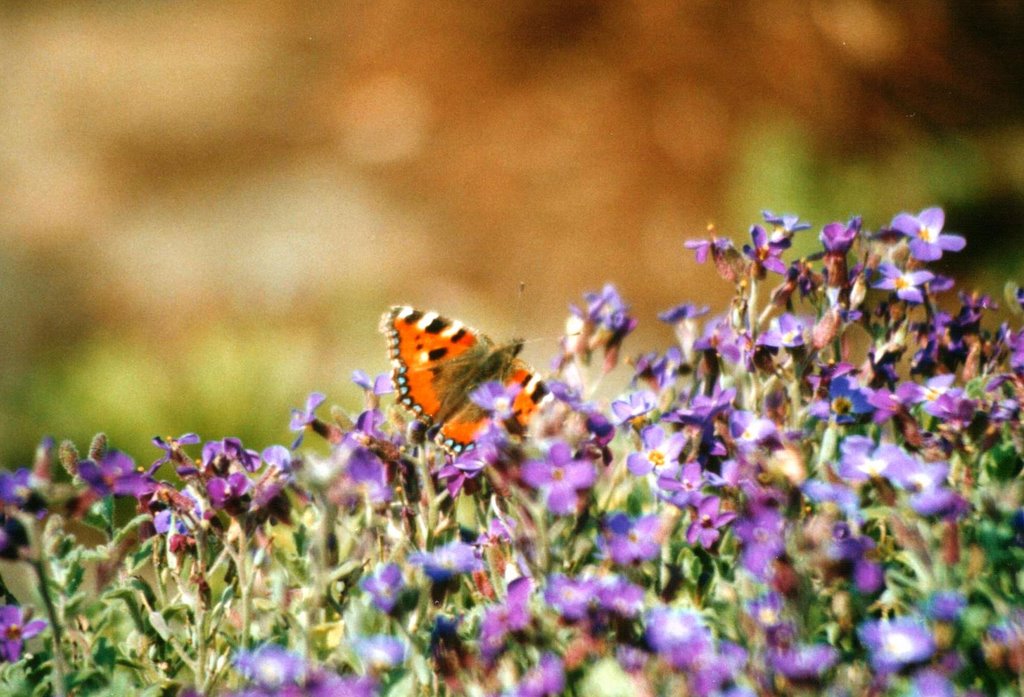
[2, 1, 1023, 467]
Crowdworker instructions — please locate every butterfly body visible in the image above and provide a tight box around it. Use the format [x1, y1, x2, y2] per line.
[380, 306, 548, 453]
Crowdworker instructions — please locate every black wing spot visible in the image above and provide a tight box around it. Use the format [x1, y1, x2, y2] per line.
[404, 310, 423, 325]
[450, 327, 467, 343]
[424, 317, 447, 334]
[428, 347, 448, 361]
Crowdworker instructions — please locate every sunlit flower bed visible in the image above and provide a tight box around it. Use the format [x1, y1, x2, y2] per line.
[2, 207, 1023, 696]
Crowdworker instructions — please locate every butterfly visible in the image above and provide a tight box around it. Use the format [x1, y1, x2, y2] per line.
[380, 306, 549, 454]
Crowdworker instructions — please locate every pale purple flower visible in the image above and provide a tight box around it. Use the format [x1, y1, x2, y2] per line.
[820, 220, 857, 254]
[837, 436, 918, 482]
[768, 644, 838, 682]
[521, 443, 596, 515]
[757, 313, 807, 349]
[360, 563, 404, 613]
[611, 390, 657, 424]
[602, 513, 661, 564]
[728, 410, 779, 453]
[873, 262, 934, 304]
[151, 432, 200, 467]
[409, 541, 482, 582]
[644, 606, 713, 670]
[658, 460, 705, 509]
[469, 381, 522, 421]
[658, 302, 710, 324]
[355, 636, 406, 672]
[351, 370, 393, 395]
[289, 392, 326, 447]
[544, 574, 597, 621]
[234, 644, 306, 689]
[627, 425, 685, 478]
[207, 472, 252, 510]
[480, 576, 532, 663]
[891, 207, 965, 261]
[513, 653, 564, 697]
[596, 576, 645, 618]
[858, 617, 935, 673]
[743, 224, 788, 275]
[78, 451, 155, 498]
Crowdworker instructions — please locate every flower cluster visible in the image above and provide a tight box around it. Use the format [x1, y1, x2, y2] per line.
[0, 206, 1022, 696]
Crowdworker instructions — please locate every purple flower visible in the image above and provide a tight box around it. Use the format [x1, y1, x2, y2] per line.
[78, 451, 155, 498]
[768, 644, 838, 682]
[596, 576, 645, 618]
[354, 636, 406, 672]
[437, 445, 493, 497]
[837, 436, 917, 482]
[743, 224, 788, 275]
[627, 425, 685, 478]
[899, 374, 957, 417]
[644, 606, 713, 670]
[289, 392, 326, 447]
[469, 381, 522, 421]
[201, 438, 261, 475]
[763, 210, 812, 239]
[802, 479, 860, 520]
[360, 563, 404, 613]
[234, 644, 307, 689]
[809, 375, 873, 424]
[544, 574, 597, 621]
[923, 591, 966, 622]
[757, 313, 807, 349]
[513, 653, 564, 697]
[0, 605, 46, 662]
[733, 507, 785, 580]
[873, 262, 934, 304]
[830, 523, 884, 593]
[686, 496, 737, 548]
[351, 370, 393, 396]
[346, 446, 391, 504]
[820, 220, 858, 254]
[610, 390, 657, 424]
[911, 669, 954, 697]
[480, 576, 532, 663]
[747, 592, 785, 629]
[409, 540, 482, 582]
[658, 302, 710, 324]
[657, 461, 704, 509]
[602, 513, 661, 565]
[0, 469, 38, 510]
[207, 472, 252, 511]
[728, 410, 779, 453]
[891, 207, 965, 261]
[520, 443, 596, 515]
[858, 617, 935, 673]
[152, 432, 200, 467]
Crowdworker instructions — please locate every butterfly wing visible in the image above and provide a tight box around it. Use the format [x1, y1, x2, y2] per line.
[381, 306, 482, 423]
[436, 359, 549, 454]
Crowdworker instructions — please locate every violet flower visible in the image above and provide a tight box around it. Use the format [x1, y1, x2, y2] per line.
[873, 262, 934, 304]
[858, 616, 935, 673]
[644, 606, 713, 670]
[657, 461, 704, 509]
[289, 392, 326, 447]
[513, 653, 564, 697]
[610, 390, 657, 425]
[890, 207, 965, 261]
[234, 644, 307, 689]
[0, 605, 46, 662]
[480, 576, 532, 663]
[627, 425, 685, 479]
[743, 224, 788, 275]
[757, 313, 807, 349]
[520, 442, 596, 515]
[360, 563, 405, 614]
[686, 495, 737, 549]
[768, 644, 838, 682]
[544, 574, 597, 621]
[354, 636, 406, 672]
[837, 436, 917, 482]
[601, 512, 661, 565]
[409, 540, 482, 583]
[78, 451, 155, 498]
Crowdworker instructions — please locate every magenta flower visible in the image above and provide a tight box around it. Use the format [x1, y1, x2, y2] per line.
[521, 443, 596, 515]
[873, 262, 934, 304]
[686, 496, 737, 548]
[890, 207, 965, 261]
[0, 605, 46, 662]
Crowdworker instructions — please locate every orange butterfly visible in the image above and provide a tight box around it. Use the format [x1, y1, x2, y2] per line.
[380, 306, 548, 454]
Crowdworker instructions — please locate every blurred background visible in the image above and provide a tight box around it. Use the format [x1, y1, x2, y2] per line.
[2, 0, 1023, 467]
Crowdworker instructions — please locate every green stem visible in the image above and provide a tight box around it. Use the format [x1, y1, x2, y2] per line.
[32, 558, 67, 697]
